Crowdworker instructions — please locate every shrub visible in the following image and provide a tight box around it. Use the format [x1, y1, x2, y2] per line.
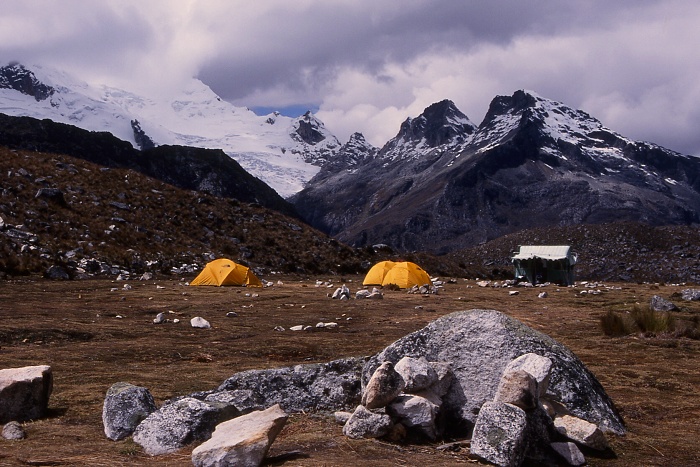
[631, 304, 675, 333]
[385, 283, 401, 291]
[600, 310, 633, 337]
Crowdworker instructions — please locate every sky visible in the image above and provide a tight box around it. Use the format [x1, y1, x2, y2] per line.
[2, 0, 700, 156]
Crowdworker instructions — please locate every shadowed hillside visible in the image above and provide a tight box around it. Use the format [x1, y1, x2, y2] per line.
[0, 146, 377, 279]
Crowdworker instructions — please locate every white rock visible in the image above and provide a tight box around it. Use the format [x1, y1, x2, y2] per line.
[502, 353, 553, 398]
[190, 317, 211, 329]
[2, 421, 25, 440]
[153, 312, 165, 324]
[394, 356, 438, 393]
[191, 404, 288, 467]
[387, 394, 440, 440]
[554, 414, 609, 451]
[342, 405, 392, 439]
[289, 325, 304, 331]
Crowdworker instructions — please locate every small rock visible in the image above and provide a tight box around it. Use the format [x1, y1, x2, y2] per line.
[362, 361, 406, 409]
[289, 325, 304, 331]
[387, 393, 440, 440]
[226, 312, 238, 318]
[554, 414, 609, 451]
[394, 356, 437, 393]
[551, 441, 586, 466]
[153, 313, 165, 324]
[494, 369, 538, 410]
[191, 317, 211, 329]
[333, 411, 352, 425]
[649, 295, 677, 312]
[273, 326, 285, 332]
[102, 382, 156, 441]
[502, 353, 553, 398]
[2, 421, 25, 440]
[342, 405, 393, 439]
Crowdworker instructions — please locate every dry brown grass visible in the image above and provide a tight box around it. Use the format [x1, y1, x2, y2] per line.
[1, 277, 699, 466]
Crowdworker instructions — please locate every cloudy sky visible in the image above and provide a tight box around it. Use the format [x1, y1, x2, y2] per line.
[2, 0, 700, 156]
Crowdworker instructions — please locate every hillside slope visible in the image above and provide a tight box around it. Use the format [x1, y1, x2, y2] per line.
[0, 113, 296, 217]
[0, 146, 372, 279]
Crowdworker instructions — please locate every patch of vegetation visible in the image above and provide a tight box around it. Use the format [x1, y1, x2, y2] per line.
[631, 304, 675, 333]
[600, 310, 633, 337]
[601, 305, 699, 340]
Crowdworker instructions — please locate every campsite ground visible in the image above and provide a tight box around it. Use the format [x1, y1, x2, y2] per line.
[1, 276, 699, 466]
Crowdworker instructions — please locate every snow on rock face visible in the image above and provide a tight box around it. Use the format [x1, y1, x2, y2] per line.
[0, 64, 336, 198]
[378, 99, 477, 161]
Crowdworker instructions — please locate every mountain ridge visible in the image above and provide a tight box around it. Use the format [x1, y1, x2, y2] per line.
[291, 90, 700, 253]
[3, 63, 699, 258]
[0, 63, 338, 197]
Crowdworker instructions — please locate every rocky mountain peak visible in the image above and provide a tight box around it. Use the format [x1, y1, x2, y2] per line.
[293, 111, 328, 145]
[322, 132, 378, 170]
[344, 132, 376, 154]
[0, 62, 54, 101]
[397, 99, 476, 147]
[379, 99, 476, 160]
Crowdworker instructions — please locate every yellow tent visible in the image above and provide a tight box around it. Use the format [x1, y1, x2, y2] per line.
[363, 261, 431, 289]
[190, 258, 262, 287]
[362, 260, 396, 286]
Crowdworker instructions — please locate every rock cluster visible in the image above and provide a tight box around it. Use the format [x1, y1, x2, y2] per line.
[681, 288, 700, 301]
[342, 349, 613, 466]
[341, 356, 451, 441]
[101, 357, 365, 460]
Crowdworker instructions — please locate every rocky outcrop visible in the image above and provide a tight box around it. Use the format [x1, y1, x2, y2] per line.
[0, 365, 53, 424]
[362, 310, 625, 436]
[215, 357, 365, 412]
[99, 311, 622, 465]
[0, 113, 296, 216]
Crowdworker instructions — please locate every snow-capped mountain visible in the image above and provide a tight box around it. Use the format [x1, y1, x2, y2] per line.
[0, 63, 339, 197]
[291, 90, 700, 253]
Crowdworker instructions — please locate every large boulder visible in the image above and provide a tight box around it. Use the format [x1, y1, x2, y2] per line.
[191, 404, 288, 467]
[0, 365, 53, 423]
[132, 397, 239, 456]
[215, 357, 365, 413]
[362, 310, 625, 436]
[102, 382, 157, 440]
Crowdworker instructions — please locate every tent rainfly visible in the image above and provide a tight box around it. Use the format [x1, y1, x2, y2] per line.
[190, 258, 262, 287]
[511, 245, 577, 285]
[363, 261, 431, 289]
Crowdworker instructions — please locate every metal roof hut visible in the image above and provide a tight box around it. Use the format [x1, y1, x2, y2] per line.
[512, 245, 577, 285]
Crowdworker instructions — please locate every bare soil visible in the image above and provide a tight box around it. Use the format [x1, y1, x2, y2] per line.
[1, 277, 699, 466]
